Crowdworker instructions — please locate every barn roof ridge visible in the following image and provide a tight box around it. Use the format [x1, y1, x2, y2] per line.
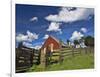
[41, 35, 61, 49]
[49, 35, 60, 43]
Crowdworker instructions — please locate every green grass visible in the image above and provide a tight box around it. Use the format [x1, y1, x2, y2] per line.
[27, 52, 94, 72]
[46, 53, 94, 71]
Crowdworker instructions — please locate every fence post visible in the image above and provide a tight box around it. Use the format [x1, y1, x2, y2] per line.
[80, 48, 81, 54]
[40, 48, 46, 69]
[72, 47, 74, 57]
[59, 50, 63, 64]
[49, 52, 52, 65]
[30, 50, 33, 67]
[89, 47, 92, 53]
[85, 48, 87, 54]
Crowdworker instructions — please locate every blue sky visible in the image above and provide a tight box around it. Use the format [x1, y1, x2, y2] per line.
[16, 4, 94, 48]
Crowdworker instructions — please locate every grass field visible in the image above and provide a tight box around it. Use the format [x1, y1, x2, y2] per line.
[27, 48, 94, 72]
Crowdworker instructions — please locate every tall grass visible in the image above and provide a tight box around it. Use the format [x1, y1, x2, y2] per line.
[27, 52, 94, 72]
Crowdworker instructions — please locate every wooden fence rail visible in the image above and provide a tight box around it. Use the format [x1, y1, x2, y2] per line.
[16, 47, 94, 72]
[16, 48, 40, 73]
[45, 48, 83, 66]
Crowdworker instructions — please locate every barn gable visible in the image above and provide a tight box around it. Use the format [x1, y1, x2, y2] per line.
[41, 36, 61, 52]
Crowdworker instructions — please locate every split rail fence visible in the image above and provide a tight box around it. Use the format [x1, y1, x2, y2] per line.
[16, 47, 94, 72]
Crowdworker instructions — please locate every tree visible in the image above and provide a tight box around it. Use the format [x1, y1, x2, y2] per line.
[74, 40, 79, 45]
[67, 39, 70, 45]
[67, 39, 70, 44]
[59, 39, 64, 45]
[74, 40, 79, 47]
[79, 37, 85, 43]
[18, 42, 23, 49]
[84, 36, 94, 47]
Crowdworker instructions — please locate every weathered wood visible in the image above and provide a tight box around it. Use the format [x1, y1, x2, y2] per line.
[40, 48, 46, 68]
[16, 47, 40, 73]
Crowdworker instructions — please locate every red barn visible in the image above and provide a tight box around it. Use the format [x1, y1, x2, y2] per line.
[40, 36, 61, 65]
[41, 36, 61, 52]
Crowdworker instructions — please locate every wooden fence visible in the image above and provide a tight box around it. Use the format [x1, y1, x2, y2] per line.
[44, 47, 94, 67]
[16, 47, 94, 72]
[46, 48, 80, 65]
[16, 47, 40, 73]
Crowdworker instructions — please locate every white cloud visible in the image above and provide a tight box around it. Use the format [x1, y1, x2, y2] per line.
[23, 42, 42, 49]
[45, 7, 94, 23]
[27, 30, 38, 42]
[81, 27, 87, 33]
[16, 30, 39, 42]
[33, 45, 42, 50]
[70, 31, 84, 41]
[30, 17, 38, 21]
[47, 22, 62, 34]
[16, 34, 28, 42]
[43, 34, 49, 39]
[23, 42, 33, 48]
